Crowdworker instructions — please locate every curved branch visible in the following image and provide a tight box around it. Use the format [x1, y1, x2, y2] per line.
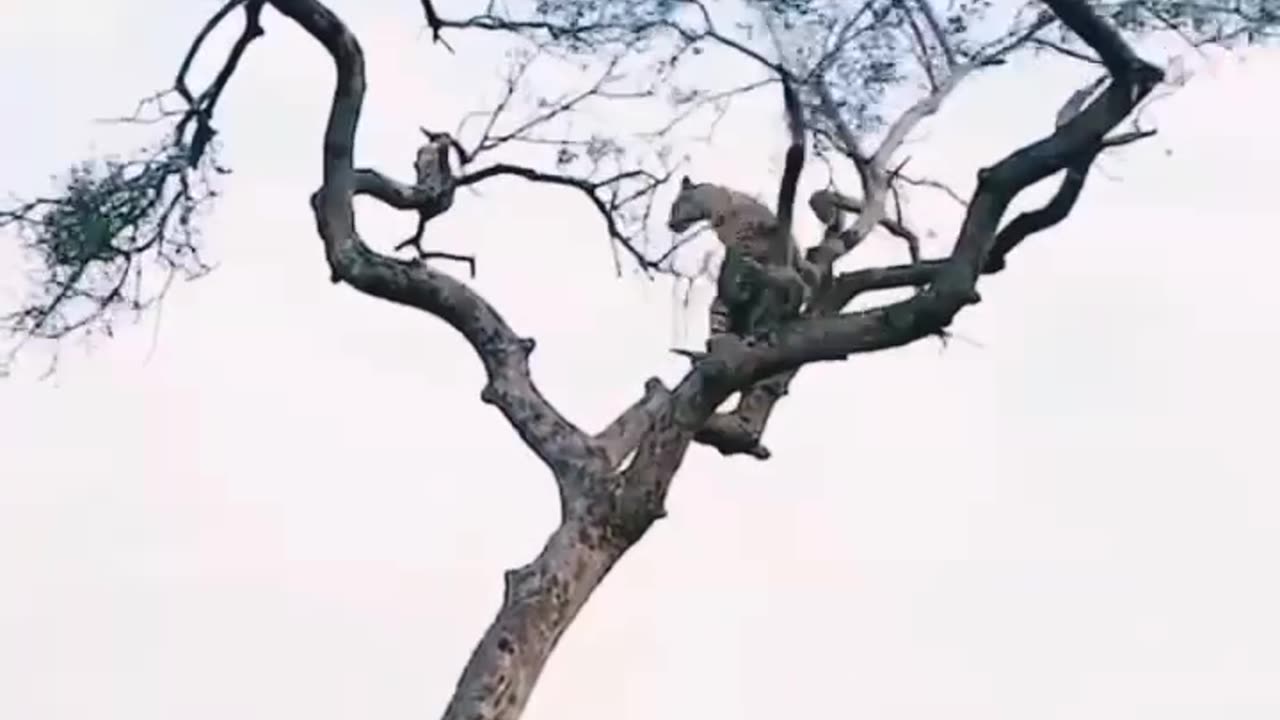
[595, 378, 671, 468]
[269, 1, 594, 478]
[165, 4, 1168, 720]
[693, 372, 793, 460]
[809, 61, 976, 268]
[689, 0, 1166, 392]
[806, 11, 1056, 270]
[174, 0, 265, 165]
[259, 7, 703, 720]
[688, 3, 1141, 462]
[821, 260, 944, 312]
[811, 189, 922, 262]
[173, 0, 245, 105]
[985, 128, 1155, 273]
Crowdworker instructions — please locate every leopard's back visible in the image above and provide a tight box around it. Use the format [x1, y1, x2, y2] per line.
[716, 190, 797, 265]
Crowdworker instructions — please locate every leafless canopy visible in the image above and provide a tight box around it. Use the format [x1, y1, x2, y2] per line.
[2, 0, 1275, 716]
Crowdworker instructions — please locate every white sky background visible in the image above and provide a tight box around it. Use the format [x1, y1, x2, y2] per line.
[1, 1, 1279, 718]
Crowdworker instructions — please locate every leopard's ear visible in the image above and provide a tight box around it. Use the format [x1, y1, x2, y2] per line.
[679, 175, 694, 189]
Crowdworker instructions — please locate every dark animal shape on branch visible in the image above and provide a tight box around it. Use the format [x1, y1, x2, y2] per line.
[393, 129, 475, 276]
[666, 176, 815, 343]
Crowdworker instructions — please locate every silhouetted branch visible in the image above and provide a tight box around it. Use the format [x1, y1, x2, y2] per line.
[0, 0, 266, 363]
[774, 74, 806, 238]
[437, 7, 783, 73]
[174, 0, 265, 166]
[985, 127, 1155, 273]
[807, 11, 1056, 270]
[686, 0, 1164, 460]
[456, 163, 674, 272]
[1, 0, 1222, 716]
[418, 0, 454, 51]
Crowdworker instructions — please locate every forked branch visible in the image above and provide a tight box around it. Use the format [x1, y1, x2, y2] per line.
[680, 0, 1165, 418]
[264, 1, 600, 483]
[456, 163, 674, 272]
[594, 378, 672, 468]
[0, 0, 265, 357]
[250, 5, 705, 720]
[807, 10, 1057, 270]
[139, 2, 1169, 720]
[174, 0, 265, 166]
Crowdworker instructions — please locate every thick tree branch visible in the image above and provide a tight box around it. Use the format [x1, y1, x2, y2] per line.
[690, 7, 1088, 461]
[813, 55, 1003, 266]
[818, 125, 1155, 306]
[156, 2, 1167, 719]
[258, 6, 707, 720]
[693, 372, 793, 460]
[686, 0, 1166, 402]
[1051, 0, 1150, 77]
[811, 189, 923, 261]
[688, 72, 807, 462]
[985, 127, 1154, 272]
[980, 74, 1157, 272]
[439, 521, 627, 720]
[1055, 74, 1108, 127]
[774, 74, 805, 238]
[822, 260, 944, 311]
[594, 378, 671, 469]
[268, 1, 597, 485]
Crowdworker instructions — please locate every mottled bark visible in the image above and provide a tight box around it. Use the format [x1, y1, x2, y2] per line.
[227, 1, 1163, 717]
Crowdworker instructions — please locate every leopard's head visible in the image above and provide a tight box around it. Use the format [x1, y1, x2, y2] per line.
[666, 176, 710, 233]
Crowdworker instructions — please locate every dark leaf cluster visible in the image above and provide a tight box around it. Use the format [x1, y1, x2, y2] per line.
[1, 140, 219, 345]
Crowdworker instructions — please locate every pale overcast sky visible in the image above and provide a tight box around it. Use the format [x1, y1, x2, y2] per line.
[2, 2, 1279, 719]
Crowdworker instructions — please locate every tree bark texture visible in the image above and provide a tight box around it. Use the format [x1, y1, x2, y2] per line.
[204, 1, 1167, 717]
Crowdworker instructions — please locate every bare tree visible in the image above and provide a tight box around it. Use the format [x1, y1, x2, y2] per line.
[2, 0, 1276, 717]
